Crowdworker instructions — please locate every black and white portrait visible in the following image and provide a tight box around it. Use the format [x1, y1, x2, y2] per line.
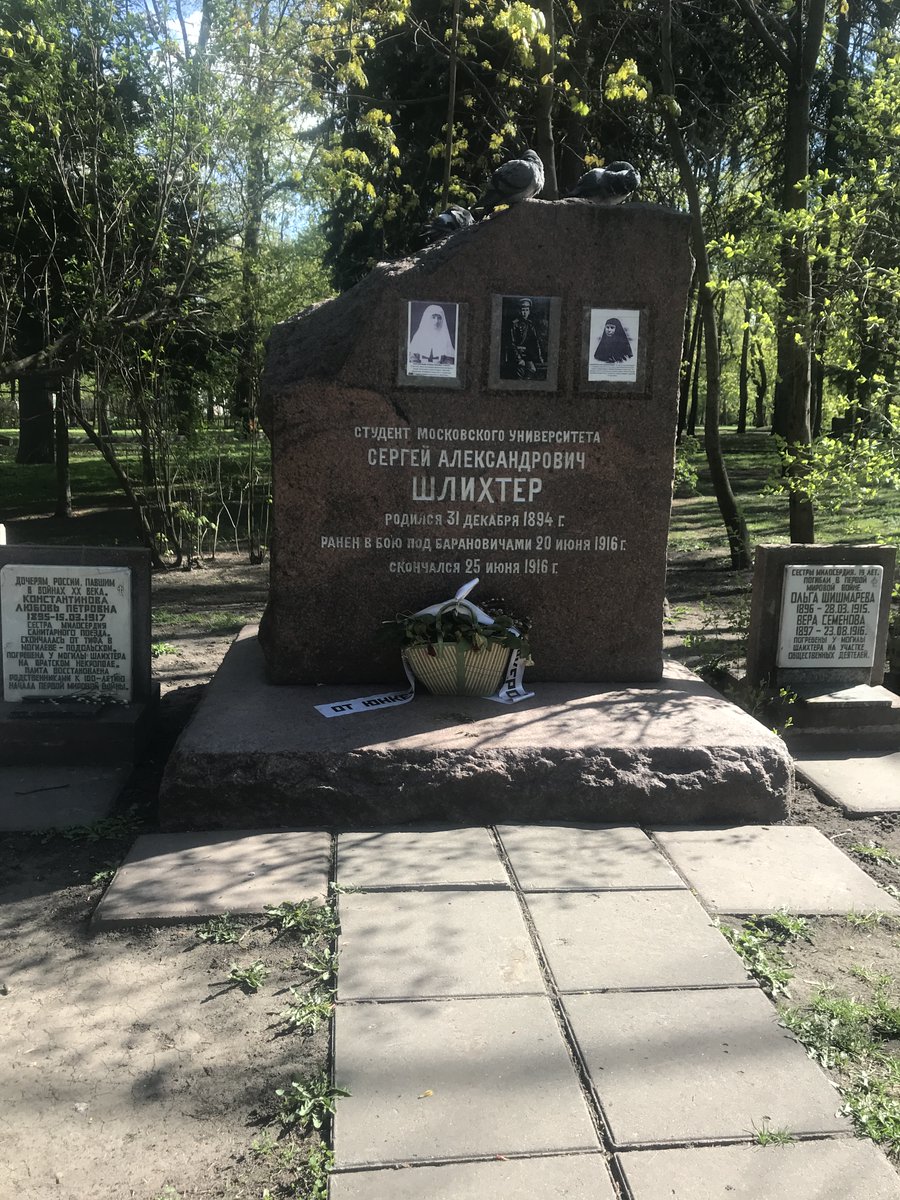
[406, 301, 458, 378]
[588, 309, 640, 382]
[497, 295, 552, 383]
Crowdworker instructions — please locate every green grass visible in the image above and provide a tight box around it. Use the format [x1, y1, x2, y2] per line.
[0, 443, 126, 512]
[151, 609, 263, 635]
[668, 429, 900, 557]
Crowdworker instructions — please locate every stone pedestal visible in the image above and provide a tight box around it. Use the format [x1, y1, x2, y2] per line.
[158, 628, 792, 829]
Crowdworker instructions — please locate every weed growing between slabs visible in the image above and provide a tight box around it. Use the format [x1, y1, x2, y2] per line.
[191, 895, 345, 1196]
[722, 911, 900, 1157]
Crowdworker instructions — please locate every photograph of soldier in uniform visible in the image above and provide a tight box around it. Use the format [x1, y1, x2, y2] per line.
[406, 301, 459, 378]
[499, 295, 551, 382]
[588, 308, 640, 382]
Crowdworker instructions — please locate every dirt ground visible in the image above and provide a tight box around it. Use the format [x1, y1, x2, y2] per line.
[3, 550, 900, 1197]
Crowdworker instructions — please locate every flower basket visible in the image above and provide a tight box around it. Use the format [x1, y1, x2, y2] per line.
[403, 640, 511, 697]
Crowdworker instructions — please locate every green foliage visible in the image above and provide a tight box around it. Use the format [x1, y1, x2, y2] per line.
[673, 436, 701, 497]
[37, 809, 144, 844]
[851, 844, 900, 871]
[382, 600, 532, 661]
[719, 912, 809, 998]
[279, 985, 335, 1035]
[783, 977, 900, 1155]
[302, 947, 339, 985]
[769, 435, 900, 516]
[263, 900, 339, 941]
[681, 591, 752, 676]
[275, 1073, 350, 1132]
[752, 1120, 795, 1146]
[228, 960, 269, 992]
[196, 914, 244, 945]
[151, 642, 178, 658]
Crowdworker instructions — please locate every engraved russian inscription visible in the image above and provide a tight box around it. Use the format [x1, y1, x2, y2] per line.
[1, 564, 133, 701]
[777, 563, 883, 669]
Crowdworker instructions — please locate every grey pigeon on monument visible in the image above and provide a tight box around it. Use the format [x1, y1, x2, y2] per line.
[567, 161, 641, 204]
[423, 204, 475, 241]
[476, 149, 545, 213]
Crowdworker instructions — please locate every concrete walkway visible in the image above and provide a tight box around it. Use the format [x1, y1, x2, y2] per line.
[328, 825, 900, 1198]
[96, 823, 900, 1197]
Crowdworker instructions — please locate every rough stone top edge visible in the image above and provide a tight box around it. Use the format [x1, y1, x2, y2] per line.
[259, 200, 691, 420]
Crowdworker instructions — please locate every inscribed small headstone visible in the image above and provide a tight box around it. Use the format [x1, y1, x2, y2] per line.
[1, 564, 132, 701]
[745, 544, 896, 689]
[777, 564, 882, 669]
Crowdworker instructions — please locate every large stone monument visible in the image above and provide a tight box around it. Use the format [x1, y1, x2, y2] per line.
[259, 201, 690, 684]
[160, 201, 794, 828]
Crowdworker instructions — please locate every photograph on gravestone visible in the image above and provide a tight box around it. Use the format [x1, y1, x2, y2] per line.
[489, 294, 561, 391]
[588, 309, 640, 382]
[259, 202, 693, 684]
[405, 301, 459, 379]
[1, 564, 133, 702]
[777, 564, 883, 669]
[397, 300, 467, 390]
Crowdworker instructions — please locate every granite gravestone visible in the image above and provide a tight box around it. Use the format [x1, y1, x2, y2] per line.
[0, 545, 156, 765]
[746, 543, 897, 690]
[260, 201, 692, 685]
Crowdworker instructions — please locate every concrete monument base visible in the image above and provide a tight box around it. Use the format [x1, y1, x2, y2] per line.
[0, 687, 160, 767]
[159, 628, 793, 829]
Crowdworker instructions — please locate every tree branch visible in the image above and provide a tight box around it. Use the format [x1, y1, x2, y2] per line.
[733, 0, 793, 74]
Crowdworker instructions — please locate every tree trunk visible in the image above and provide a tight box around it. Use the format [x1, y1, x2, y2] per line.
[534, 0, 558, 199]
[753, 343, 768, 427]
[743, 0, 827, 543]
[661, 0, 749, 568]
[440, 0, 461, 209]
[678, 287, 700, 440]
[54, 376, 73, 518]
[687, 319, 702, 437]
[16, 374, 55, 463]
[737, 295, 751, 433]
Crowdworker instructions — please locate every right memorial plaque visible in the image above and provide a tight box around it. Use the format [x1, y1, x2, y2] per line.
[777, 563, 882, 669]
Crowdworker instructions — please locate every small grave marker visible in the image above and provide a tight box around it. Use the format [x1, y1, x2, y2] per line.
[746, 543, 897, 702]
[0, 545, 156, 766]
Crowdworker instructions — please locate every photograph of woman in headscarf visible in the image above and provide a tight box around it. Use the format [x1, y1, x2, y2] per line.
[594, 317, 633, 364]
[588, 309, 640, 382]
[407, 301, 458, 377]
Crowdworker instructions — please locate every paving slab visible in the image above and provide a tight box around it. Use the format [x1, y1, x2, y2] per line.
[338, 890, 544, 999]
[91, 830, 331, 928]
[793, 746, 900, 815]
[333, 996, 599, 1166]
[0, 765, 130, 831]
[652, 825, 900, 915]
[337, 828, 506, 887]
[618, 1140, 900, 1199]
[329, 1154, 617, 1198]
[498, 824, 686, 890]
[564, 988, 847, 1146]
[526, 890, 750, 990]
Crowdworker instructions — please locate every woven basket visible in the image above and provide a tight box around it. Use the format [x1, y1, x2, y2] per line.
[403, 640, 511, 697]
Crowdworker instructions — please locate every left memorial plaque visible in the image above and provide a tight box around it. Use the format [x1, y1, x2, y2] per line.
[1, 564, 133, 701]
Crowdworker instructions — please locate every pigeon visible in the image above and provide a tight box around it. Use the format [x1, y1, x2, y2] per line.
[566, 161, 641, 204]
[423, 204, 475, 241]
[476, 149, 545, 213]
